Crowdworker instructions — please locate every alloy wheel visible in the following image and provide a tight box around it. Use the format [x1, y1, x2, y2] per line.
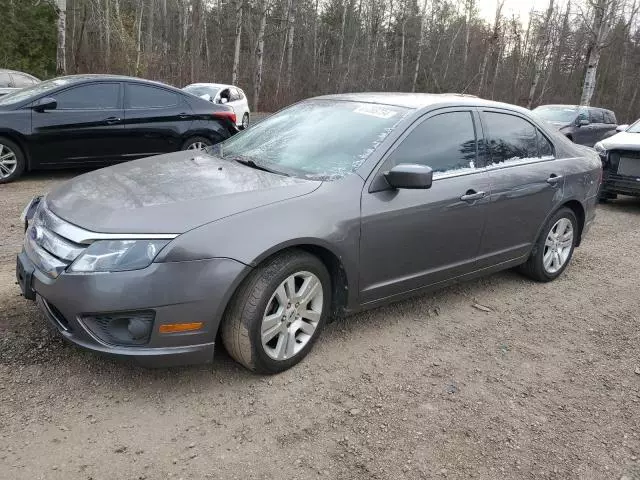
[543, 218, 574, 274]
[261, 271, 323, 361]
[186, 141, 208, 151]
[0, 143, 18, 179]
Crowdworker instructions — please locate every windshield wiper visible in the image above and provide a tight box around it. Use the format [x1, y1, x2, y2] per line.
[233, 157, 289, 176]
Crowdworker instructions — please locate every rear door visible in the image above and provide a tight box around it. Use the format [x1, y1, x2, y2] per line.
[588, 108, 607, 145]
[30, 82, 127, 167]
[477, 110, 565, 266]
[122, 83, 194, 156]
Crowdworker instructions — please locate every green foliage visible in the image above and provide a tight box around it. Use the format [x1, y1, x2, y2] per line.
[0, 0, 57, 79]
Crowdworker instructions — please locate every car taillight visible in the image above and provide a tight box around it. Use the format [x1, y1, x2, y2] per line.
[213, 111, 237, 125]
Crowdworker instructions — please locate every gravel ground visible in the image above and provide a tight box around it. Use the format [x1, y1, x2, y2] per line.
[1, 171, 639, 480]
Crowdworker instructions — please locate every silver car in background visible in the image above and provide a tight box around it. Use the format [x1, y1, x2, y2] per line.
[16, 93, 601, 373]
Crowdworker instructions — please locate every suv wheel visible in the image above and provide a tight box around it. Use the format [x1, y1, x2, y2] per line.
[520, 207, 578, 282]
[0, 137, 26, 184]
[221, 250, 331, 373]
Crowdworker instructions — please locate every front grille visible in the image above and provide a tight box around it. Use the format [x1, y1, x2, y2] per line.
[24, 203, 88, 278]
[609, 150, 640, 178]
[41, 298, 72, 331]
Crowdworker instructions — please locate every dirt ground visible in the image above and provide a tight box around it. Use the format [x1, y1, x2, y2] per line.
[1, 171, 639, 480]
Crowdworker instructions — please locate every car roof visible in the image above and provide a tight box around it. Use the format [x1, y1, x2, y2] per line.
[311, 92, 531, 114]
[186, 83, 236, 90]
[537, 104, 613, 113]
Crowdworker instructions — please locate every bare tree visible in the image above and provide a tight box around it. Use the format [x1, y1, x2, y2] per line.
[254, 0, 269, 110]
[232, 0, 243, 85]
[55, 0, 67, 75]
[527, 0, 555, 108]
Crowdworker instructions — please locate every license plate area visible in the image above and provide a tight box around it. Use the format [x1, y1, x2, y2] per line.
[617, 156, 640, 178]
[16, 253, 36, 300]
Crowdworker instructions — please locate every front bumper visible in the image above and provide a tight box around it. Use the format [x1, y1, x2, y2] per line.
[600, 172, 640, 197]
[17, 251, 249, 367]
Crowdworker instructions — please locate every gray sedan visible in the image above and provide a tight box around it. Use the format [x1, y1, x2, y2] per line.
[16, 93, 602, 373]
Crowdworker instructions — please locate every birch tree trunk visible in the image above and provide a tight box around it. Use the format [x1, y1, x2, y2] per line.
[338, 1, 348, 65]
[55, 0, 67, 75]
[580, 0, 615, 106]
[526, 0, 554, 108]
[411, 0, 429, 92]
[286, 0, 296, 88]
[232, 0, 243, 85]
[478, 1, 504, 97]
[104, 0, 111, 66]
[134, 0, 144, 76]
[254, 0, 268, 111]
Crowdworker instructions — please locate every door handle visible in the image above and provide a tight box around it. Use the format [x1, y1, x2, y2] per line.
[104, 117, 121, 125]
[546, 174, 563, 185]
[178, 112, 190, 119]
[460, 190, 486, 202]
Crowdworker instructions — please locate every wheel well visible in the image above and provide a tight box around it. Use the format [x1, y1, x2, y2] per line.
[0, 133, 29, 169]
[562, 200, 585, 246]
[261, 245, 349, 321]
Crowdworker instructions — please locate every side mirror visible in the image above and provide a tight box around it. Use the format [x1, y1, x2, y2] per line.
[616, 124, 629, 132]
[220, 97, 228, 104]
[577, 118, 590, 127]
[33, 97, 57, 112]
[384, 164, 433, 190]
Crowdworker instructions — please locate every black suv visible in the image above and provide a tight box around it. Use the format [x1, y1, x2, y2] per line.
[532, 104, 618, 147]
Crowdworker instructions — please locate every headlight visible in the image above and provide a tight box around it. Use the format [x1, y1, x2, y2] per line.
[594, 142, 607, 155]
[69, 239, 170, 273]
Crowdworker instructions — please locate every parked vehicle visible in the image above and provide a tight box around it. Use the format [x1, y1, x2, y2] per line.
[183, 83, 250, 129]
[0, 75, 238, 183]
[0, 69, 40, 96]
[594, 120, 640, 200]
[532, 104, 618, 147]
[16, 93, 601, 373]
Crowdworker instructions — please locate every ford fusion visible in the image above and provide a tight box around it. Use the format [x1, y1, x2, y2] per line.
[17, 93, 601, 373]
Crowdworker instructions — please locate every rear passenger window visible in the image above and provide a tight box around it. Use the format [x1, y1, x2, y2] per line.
[12, 74, 37, 88]
[387, 111, 477, 175]
[604, 111, 616, 124]
[126, 84, 178, 109]
[537, 131, 554, 158]
[483, 112, 542, 164]
[589, 109, 604, 123]
[0, 72, 12, 88]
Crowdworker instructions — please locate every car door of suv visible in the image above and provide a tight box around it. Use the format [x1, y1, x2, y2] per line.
[29, 82, 127, 167]
[588, 108, 607, 145]
[122, 83, 193, 157]
[359, 109, 491, 304]
[476, 109, 565, 268]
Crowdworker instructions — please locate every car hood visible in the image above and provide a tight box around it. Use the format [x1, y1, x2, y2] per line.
[599, 131, 640, 150]
[46, 151, 321, 234]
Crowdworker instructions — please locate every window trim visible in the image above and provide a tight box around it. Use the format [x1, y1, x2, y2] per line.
[478, 108, 557, 170]
[45, 81, 123, 111]
[368, 107, 482, 192]
[124, 82, 179, 110]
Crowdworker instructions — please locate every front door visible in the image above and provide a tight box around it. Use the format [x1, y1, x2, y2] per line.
[359, 110, 490, 304]
[30, 82, 126, 167]
[477, 110, 565, 267]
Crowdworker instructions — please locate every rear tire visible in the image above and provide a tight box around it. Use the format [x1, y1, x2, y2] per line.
[520, 207, 578, 282]
[221, 249, 331, 374]
[181, 136, 213, 151]
[0, 137, 26, 184]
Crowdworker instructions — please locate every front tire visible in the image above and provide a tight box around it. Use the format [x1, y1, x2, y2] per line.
[520, 207, 578, 282]
[221, 249, 331, 374]
[0, 137, 26, 184]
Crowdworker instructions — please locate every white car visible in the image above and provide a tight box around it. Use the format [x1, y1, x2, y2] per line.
[183, 83, 250, 129]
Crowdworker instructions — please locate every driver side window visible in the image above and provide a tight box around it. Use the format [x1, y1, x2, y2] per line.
[386, 111, 478, 175]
